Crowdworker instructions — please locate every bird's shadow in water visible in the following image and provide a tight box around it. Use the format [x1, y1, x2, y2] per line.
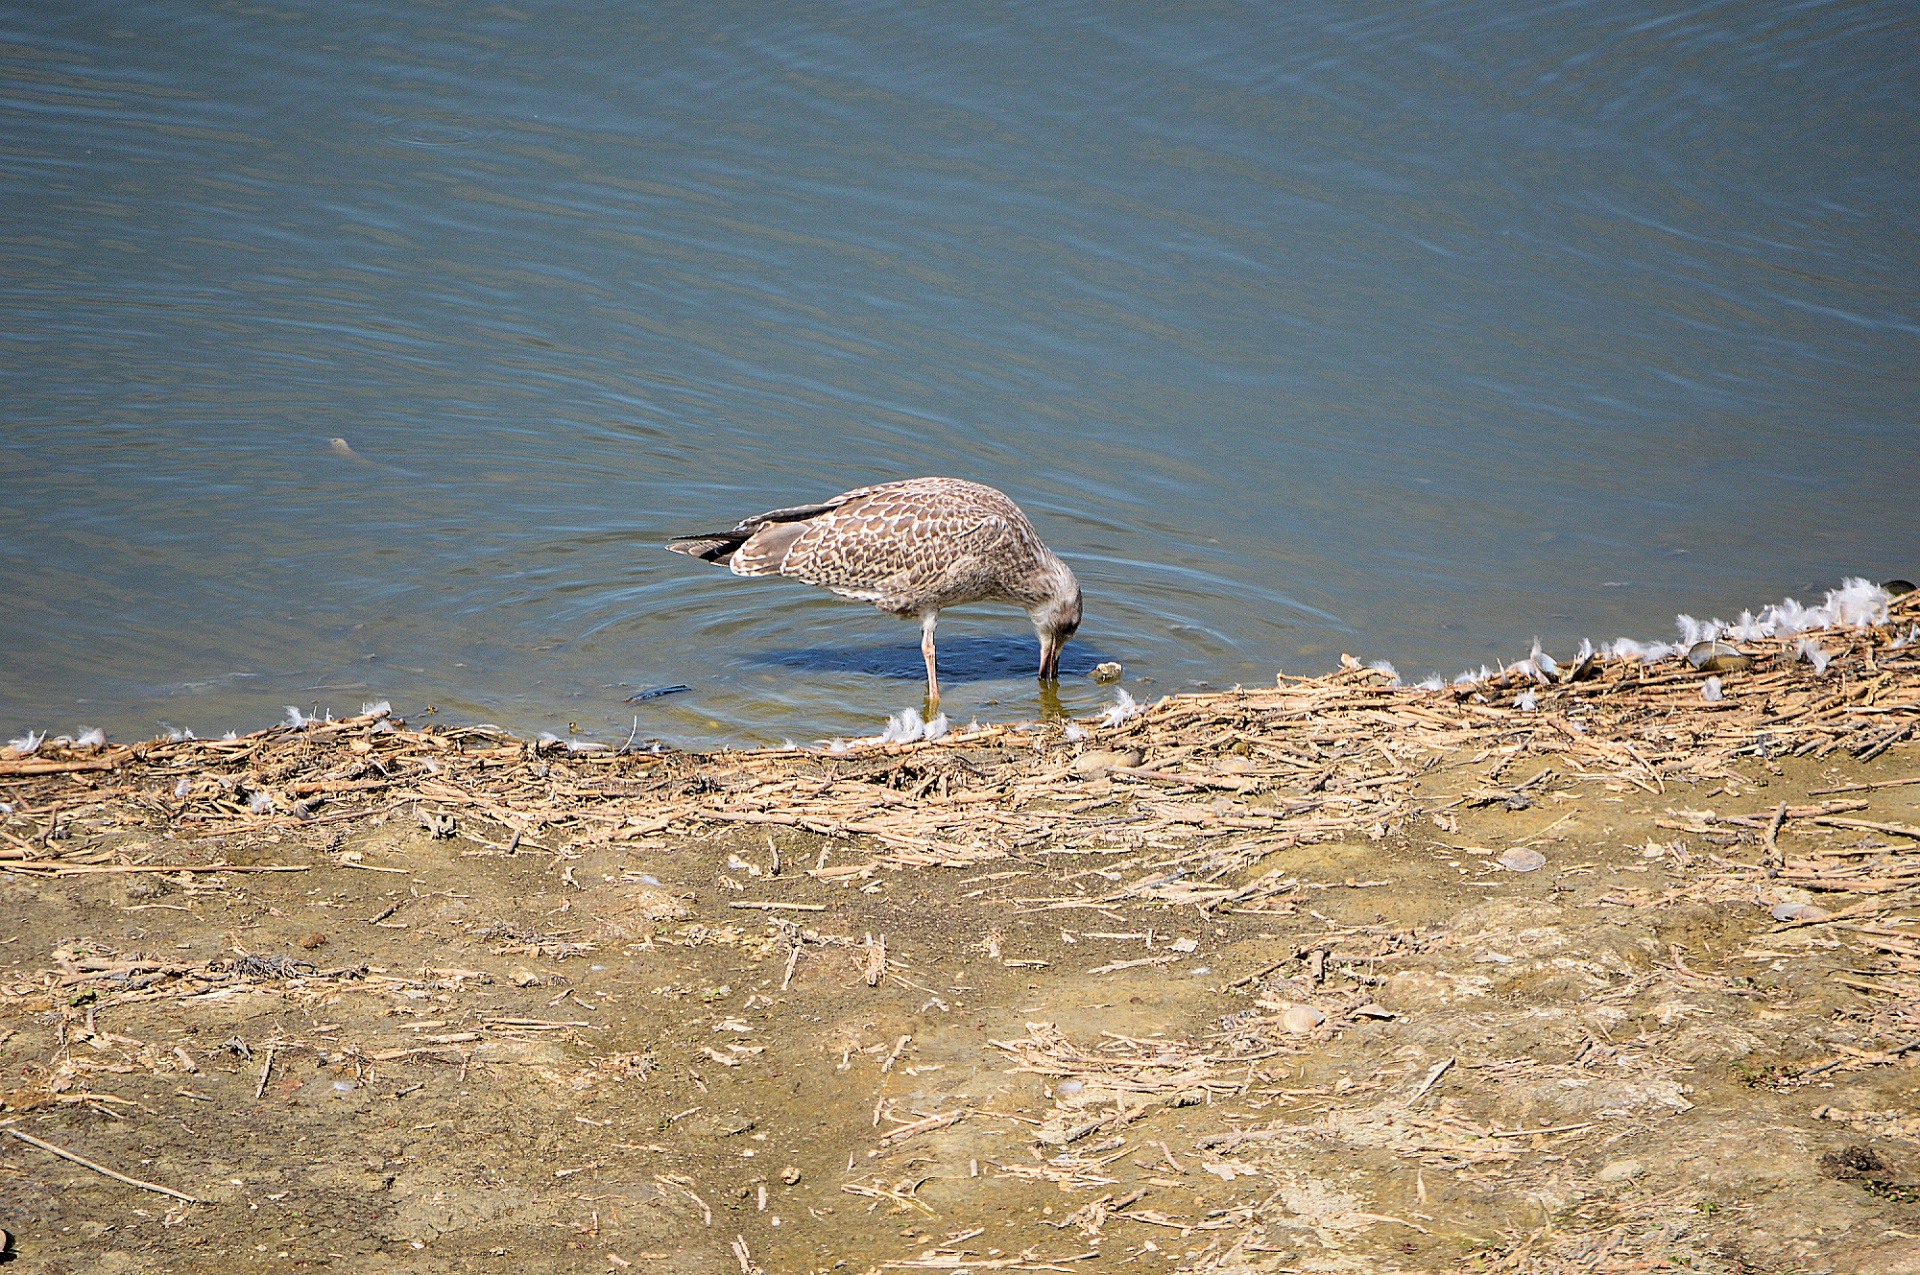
[752, 634, 1109, 686]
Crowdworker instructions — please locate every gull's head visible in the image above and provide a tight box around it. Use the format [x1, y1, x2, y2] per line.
[1031, 563, 1082, 682]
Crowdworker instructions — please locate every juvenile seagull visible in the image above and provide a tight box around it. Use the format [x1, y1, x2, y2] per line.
[667, 477, 1082, 703]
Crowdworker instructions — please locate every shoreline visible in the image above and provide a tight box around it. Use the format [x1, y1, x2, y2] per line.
[7, 578, 1913, 758]
[1, 592, 1916, 1272]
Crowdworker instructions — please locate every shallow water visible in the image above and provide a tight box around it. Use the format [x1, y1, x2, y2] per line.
[3, 1, 1916, 747]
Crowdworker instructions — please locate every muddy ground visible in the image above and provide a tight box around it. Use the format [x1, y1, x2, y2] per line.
[2, 734, 1918, 1273]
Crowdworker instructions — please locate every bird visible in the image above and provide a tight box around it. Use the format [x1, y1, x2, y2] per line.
[666, 477, 1082, 704]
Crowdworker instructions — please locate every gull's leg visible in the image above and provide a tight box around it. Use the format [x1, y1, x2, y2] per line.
[920, 611, 940, 705]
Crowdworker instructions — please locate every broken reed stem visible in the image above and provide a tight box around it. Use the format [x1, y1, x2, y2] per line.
[0, 863, 310, 877]
[254, 1042, 277, 1099]
[1761, 800, 1788, 878]
[1404, 1057, 1454, 1107]
[6, 1128, 206, 1204]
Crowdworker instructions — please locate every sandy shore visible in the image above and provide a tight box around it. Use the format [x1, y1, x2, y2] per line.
[2, 595, 1917, 1274]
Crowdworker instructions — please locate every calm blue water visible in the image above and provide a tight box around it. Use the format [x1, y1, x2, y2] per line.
[3, 1, 1916, 747]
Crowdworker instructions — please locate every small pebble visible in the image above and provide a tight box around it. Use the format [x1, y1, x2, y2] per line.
[1771, 901, 1830, 922]
[1686, 641, 1753, 674]
[1069, 748, 1142, 779]
[1498, 847, 1547, 873]
[1596, 1159, 1644, 1183]
[1279, 1005, 1327, 1034]
[299, 932, 328, 950]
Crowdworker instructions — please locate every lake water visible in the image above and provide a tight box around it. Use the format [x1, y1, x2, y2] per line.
[3, 1, 1916, 749]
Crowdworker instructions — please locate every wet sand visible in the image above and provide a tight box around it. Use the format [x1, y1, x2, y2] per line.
[3, 605, 1917, 1274]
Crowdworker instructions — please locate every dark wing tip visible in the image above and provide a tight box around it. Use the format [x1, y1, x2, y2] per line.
[666, 535, 742, 563]
[669, 498, 840, 564]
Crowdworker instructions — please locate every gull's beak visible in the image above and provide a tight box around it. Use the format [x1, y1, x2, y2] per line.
[1038, 631, 1063, 682]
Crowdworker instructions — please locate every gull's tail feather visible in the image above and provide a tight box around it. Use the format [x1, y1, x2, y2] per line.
[666, 500, 842, 568]
[665, 533, 748, 564]
[729, 519, 811, 576]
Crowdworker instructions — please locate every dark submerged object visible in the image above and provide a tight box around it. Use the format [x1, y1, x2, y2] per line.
[624, 685, 692, 703]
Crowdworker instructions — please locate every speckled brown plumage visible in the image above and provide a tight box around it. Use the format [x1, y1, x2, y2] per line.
[668, 477, 1082, 700]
